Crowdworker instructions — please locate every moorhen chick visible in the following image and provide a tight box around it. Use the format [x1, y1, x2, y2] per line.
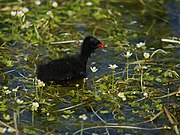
[36, 36, 105, 84]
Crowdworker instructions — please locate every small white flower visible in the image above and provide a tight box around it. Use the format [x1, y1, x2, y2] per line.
[21, 21, 32, 29]
[143, 92, 148, 98]
[124, 51, 132, 59]
[122, 96, 126, 101]
[118, 92, 126, 100]
[108, 64, 118, 70]
[143, 52, 150, 59]
[75, 84, 79, 87]
[83, 78, 88, 83]
[7, 127, 15, 133]
[35, 0, 41, 5]
[3, 86, 8, 90]
[86, 2, 93, 6]
[46, 11, 54, 18]
[31, 102, 39, 111]
[4, 90, 11, 95]
[118, 92, 125, 98]
[16, 99, 24, 104]
[90, 67, 98, 73]
[22, 7, 29, 13]
[136, 42, 145, 48]
[142, 66, 148, 69]
[52, 1, 58, 8]
[36, 79, 45, 88]
[17, 10, 24, 17]
[11, 11, 16, 16]
[12, 86, 19, 92]
[0, 127, 7, 133]
[79, 114, 88, 120]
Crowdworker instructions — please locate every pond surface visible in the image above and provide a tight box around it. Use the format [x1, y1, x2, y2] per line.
[0, 0, 179, 135]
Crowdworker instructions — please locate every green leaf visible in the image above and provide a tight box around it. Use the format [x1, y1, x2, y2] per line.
[47, 116, 56, 121]
[61, 115, 70, 119]
[64, 110, 75, 114]
[117, 115, 126, 120]
[100, 110, 109, 114]
[155, 77, 162, 82]
[141, 104, 150, 109]
[156, 104, 163, 110]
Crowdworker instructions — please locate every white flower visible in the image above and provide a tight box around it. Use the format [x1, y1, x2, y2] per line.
[118, 92, 126, 101]
[0, 127, 7, 133]
[75, 84, 79, 87]
[108, 64, 118, 70]
[142, 66, 148, 69]
[7, 127, 15, 133]
[118, 92, 125, 98]
[122, 96, 126, 101]
[86, 2, 93, 6]
[90, 67, 98, 73]
[35, 0, 41, 6]
[22, 7, 29, 13]
[83, 78, 88, 83]
[52, 1, 58, 8]
[3, 86, 8, 90]
[36, 79, 45, 87]
[46, 11, 54, 18]
[143, 52, 150, 59]
[12, 86, 19, 92]
[31, 102, 39, 111]
[79, 114, 88, 120]
[143, 92, 148, 98]
[17, 10, 24, 17]
[124, 51, 132, 59]
[10, 11, 16, 16]
[136, 42, 145, 48]
[4, 90, 11, 95]
[21, 21, 32, 29]
[16, 99, 24, 104]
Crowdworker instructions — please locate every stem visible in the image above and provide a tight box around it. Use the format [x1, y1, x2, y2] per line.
[92, 73, 95, 88]
[32, 111, 34, 126]
[141, 69, 143, 91]
[16, 107, 20, 123]
[39, 88, 42, 101]
[36, 87, 39, 101]
[14, 92, 17, 100]
[126, 59, 129, 80]
[112, 71, 115, 90]
[82, 78, 86, 91]
[13, 112, 19, 135]
[167, 87, 170, 100]
[80, 121, 84, 135]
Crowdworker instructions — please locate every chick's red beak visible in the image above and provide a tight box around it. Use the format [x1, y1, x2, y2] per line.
[98, 43, 106, 48]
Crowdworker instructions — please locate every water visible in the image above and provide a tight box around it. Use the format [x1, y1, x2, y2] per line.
[0, 0, 179, 134]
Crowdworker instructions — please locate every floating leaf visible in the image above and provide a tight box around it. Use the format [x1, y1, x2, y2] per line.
[61, 115, 70, 119]
[100, 110, 109, 114]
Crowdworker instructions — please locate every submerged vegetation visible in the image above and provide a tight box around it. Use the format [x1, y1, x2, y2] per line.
[0, 0, 179, 134]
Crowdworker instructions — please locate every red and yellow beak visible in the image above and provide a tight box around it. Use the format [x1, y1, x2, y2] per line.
[98, 43, 106, 48]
